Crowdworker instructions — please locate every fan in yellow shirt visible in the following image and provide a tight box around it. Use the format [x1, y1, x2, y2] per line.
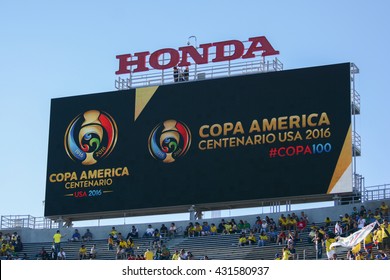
[144, 248, 154, 260]
[171, 250, 180, 260]
[79, 244, 87, 260]
[282, 246, 291, 260]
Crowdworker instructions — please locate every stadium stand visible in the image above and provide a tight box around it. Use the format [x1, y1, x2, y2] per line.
[1, 199, 389, 260]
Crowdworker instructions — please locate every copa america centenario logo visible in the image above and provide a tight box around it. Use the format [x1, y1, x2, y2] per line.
[148, 120, 191, 163]
[64, 110, 118, 165]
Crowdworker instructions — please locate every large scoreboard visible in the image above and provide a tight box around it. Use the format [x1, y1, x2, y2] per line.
[45, 63, 352, 219]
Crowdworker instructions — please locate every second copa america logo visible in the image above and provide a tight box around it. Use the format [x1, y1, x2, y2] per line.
[148, 120, 191, 163]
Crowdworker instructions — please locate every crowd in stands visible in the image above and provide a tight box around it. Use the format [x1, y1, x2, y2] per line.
[4, 201, 389, 260]
[0, 231, 24, 260]
[33, 228, 97, 260]
[302, 201, 389, 260]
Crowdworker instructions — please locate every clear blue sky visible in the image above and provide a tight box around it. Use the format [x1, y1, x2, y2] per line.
[1, 0, 389, 222]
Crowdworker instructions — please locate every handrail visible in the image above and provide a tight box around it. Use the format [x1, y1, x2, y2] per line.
[2, 184, 389, 230]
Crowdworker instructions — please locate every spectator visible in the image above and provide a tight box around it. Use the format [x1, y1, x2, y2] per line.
[202, 221, 211, 236]
[160, 224, 168, 238]
[168, 223, 177, 239]
[144, 225, 155, 237]
[217, 219, 226, 233]
[82, 229, 93, 242]
[276, 230, 286, 245]
[210, 223, 217, 235]
[184, 222, 195, 238]
[57, 248, 66, 260]
[79, 244, 87, 260]
[247, 232, 257, 245]
[53, 230, 65, 253]
[237, 220, 245, 233]
[365, 248, 374, 260]
[282, 246, 291, 260]
[118, 239, 127, 253]
[341, 214, 350, 231]
[314, 230, 324, 259]
[364, 230, 374, 253]
[279, 216, 288, 231]
[366, 213, 376, 224]
[154, 245, 162, 260]
[187, 251, 194, 260]
[308, 227, 316, 244]
[14, 236, 23, 252]
[261, 219, 268, 232]
[160, 245, 170, 260]
[355, 251, 363, 260]
[126, 225, 139, 239]
[351, 206, 359, 217]
[334, 221, 343, 236]
[179, 249, 187, 260]
[297, 217, 307, 234]
[50, 247, 56, 260]
[287, 214, 297, 231]
[1, 243, 7, 257]
[70, 229, 81, 242]
[231, 220, 238, 233]
[194, 222, 202, 237]
[258, 231, 268, 247]
[268, 218, 277, 231]
[287, 230, 297, 246]
[268, 227, 277, 243]
[116, 245, 126, 260]
[107, 235, 115, 250]
[36, 247, 49, 260]
[288, 244, 296, 260]
[244, 220, 251, 233]
[152, 229, 161, 248]
[379, 252, 388, 260]
[10, 232, 19, 244]
[381, 219, 390, 251]
[116, 232, 124, 242]
[374, 210, 382, 222]
[253, 216, 262, 233]
[380, 201, 389, 219]
[325, 233, 336, 260]
[110, 227, 118, 240]
[357, 215, 366, 229]
[126, 238, 135, 256]
[89, 244, 97, 259]
[300, 211, 309, 224]
[359, 205, 367, 217]
[238, 233, 248, 246]
[291, 213, 299, 223]
[171, 249, 180, 260]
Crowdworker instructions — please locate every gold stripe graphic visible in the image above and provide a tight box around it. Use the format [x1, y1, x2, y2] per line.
[134, 86, 159, 121]
[327, 125, 352, 193]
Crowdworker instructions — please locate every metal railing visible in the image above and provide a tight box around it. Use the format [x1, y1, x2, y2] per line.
[2, 184, 389, 230]
[352, 131, 361, 156]
[351, 89, 361, 115]
[0, 215, 58, 230]
[363, 184, 390, 201]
